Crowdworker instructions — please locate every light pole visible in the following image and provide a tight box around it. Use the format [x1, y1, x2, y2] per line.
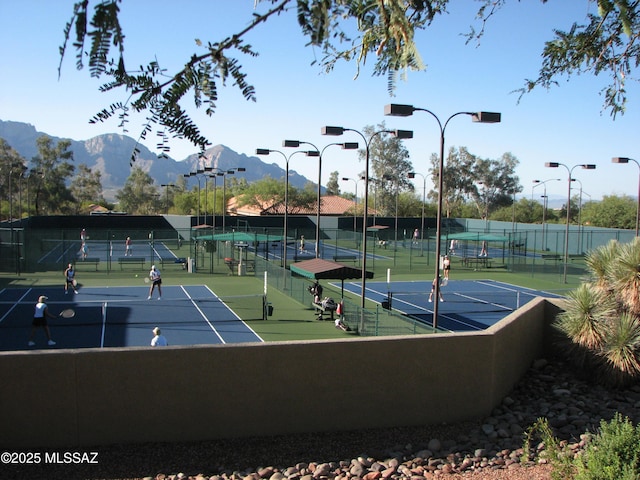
[545, 162, 596, 283]
[218, 167, 246, 233]
[160, 184, 176, 214]
[571, 178, 590, 254]
[322, 125, 413, 309]
[257, 148, 315, 268]
[283, 140, 321, 257]
[612, 157, 640, 236]
[342, 176, 364, 234]
[207, 172, 220, 231]
[386, 104, 501, 328]
[183, 173, 202, 225]
[283, 140, 358, 258]
[534, 178, 561, 250]
[476, 181, 490, 232]
[383, 173, 400, 264]
[532, 178, 561, 251]
[408, 171, 427, 256]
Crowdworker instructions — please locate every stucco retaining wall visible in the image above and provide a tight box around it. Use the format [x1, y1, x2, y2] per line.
[0, 297, 561, 448]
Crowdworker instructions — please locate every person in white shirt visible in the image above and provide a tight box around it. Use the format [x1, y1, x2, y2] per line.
[64, 263, 78, 294]
[28, 295, 57, 346]
[151, 326, 168, 347]
[147, 265, 162, 300]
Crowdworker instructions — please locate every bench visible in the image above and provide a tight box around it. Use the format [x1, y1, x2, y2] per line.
[224, 257, 239, 274]
[312, 301, 336, 321]
[161, 257, 187, 269]
[541, 254, 584, 262]
[117, 257, 145, 269]
[461, 256, 492, 269]
[76, 257, 100, 271]
[332, 255, 357, 263]
[224, 258, 256, 275]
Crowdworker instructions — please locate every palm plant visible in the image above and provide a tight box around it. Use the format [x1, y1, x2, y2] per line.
[606, 238, 640, 315]
[555, 238, 640, 387]
[599, 312, 640, 386]
[556, 284, 616, 350]
[585, 239, 619, 290]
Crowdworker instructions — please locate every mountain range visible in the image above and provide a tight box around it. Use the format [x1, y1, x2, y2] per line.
[0, 119, 315, 201]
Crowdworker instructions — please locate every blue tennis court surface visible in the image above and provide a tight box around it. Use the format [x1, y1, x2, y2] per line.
[38, 239, 181, 264]
[0, 285, 263, 351]
[337, 279, 564, 332]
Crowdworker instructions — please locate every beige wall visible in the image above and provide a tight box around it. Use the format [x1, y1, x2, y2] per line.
[0, 298, 557, 448]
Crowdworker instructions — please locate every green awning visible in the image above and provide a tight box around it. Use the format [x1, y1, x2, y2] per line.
[290, 258, 373, 298]
[196, 232, 289, 242]
[443, 232, 509, 242]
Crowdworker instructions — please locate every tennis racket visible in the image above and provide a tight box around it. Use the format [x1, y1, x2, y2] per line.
[59, 309, 75, 318]
[440, 277, 449, 287]
[144, 277, 150, 283]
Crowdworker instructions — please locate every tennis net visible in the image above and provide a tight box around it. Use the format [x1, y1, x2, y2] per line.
[9, 294, 268, 327]
[389, 289, 527, 314]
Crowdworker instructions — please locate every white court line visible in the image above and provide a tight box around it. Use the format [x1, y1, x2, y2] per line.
[0, 288, 33, 324]
[180, 285, 225, 343]
[100, 302, 107, 348]
[201, 285, 264, 342]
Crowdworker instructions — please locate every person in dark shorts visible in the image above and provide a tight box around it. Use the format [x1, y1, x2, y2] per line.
[428, 276, 444, 303]
[443, 255, 451, 280]
[28, 295, 56, 347]
[64, 263, 78, 294]
[148, 265, 162, 300]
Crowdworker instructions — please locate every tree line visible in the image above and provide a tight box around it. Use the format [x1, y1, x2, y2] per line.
[1, 133, 638, 230]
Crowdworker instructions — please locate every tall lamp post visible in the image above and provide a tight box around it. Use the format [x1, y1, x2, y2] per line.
[532, 178, 561, 251]
[408, 171, 427, 256]
[183, 173, 202, 225]
[611, 157, 640, 237]
[342, 176, 364, 234]
[218, 167, 246, 233]
[283, 140, 358, 258]
[571, 178, 590, 254]
[160, 184, 176, 214]
[385, 104, 501, 328]
[545, 162, 596, 283]
[283, 140, 321, 257]
[322, 126, 413, 309]
[382, 173, 400, 265]
[257, 148, 316, 268]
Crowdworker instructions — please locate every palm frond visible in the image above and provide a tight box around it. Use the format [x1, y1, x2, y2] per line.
[585, 239, 619, 288]
[607, 238, 640, 314]
[599, 312, 640, 387]
[555, 283, 616, 350]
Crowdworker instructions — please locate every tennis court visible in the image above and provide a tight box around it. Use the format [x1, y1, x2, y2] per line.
[337, 279, 564, 332]
[0, 285, 263, 351]
[38, 238, 181, 265]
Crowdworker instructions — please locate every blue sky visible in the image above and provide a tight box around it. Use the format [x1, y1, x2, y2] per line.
[1, 1, 639, 202]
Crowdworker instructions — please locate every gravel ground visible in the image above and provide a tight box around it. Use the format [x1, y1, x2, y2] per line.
[6, 357, 639, 480]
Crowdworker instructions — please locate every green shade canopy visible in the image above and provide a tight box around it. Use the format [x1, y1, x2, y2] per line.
[196, 232, 289, 242]
[290, 258, 373, 298]
[442, 232, 509, 242]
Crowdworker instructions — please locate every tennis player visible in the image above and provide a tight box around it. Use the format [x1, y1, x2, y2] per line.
[443, 255, 451, 280]
[28, 295, 56, 346]
[64, 263, 78, 294]
[125, 236, 132, 256]
[428, 276, 444, 303]
[150, 326, 168, 346]
[147, 265, 162, 300]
